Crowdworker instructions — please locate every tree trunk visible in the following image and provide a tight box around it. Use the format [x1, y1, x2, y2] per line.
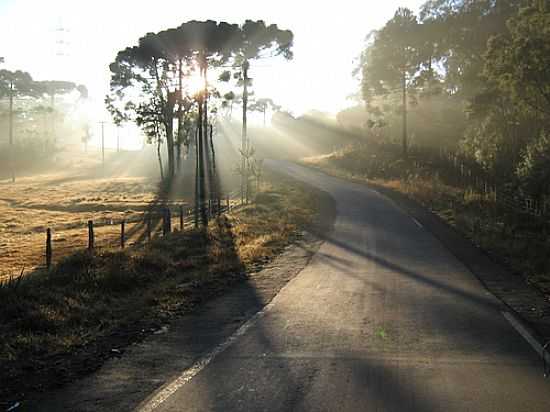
[157, 135, 164, 181]
[176, 58, 183, 173]
[194, 126, 199, 227]
[165, 120, 175, 179]
[165, 92, 177, 180]
[203, 66, 212, 210]
[153, 57, 175, 180]
[402, 71, 408, 158]
[197, 92, 206, 226]
[176, 142, 181, 172]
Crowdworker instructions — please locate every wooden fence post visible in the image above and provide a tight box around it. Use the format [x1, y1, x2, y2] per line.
[227, 196, 230, 211]
[120, 220, 125, 249]
[46, 228, 52, 269]
[180, 205, 184, 231]
[88, 220, 94, 250]
[163, 208, 171, 236]
[146, 215, 152, 242]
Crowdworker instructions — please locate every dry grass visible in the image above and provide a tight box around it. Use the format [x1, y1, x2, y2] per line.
[0, 164, 188, 280]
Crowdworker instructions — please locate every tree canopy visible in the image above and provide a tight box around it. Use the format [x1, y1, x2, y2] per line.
[354, 0, 550, 196]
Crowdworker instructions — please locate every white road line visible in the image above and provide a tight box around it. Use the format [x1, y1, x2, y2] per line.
[502, 311, 550, 364]
[412, 218, 423, 228]
[136, 306, 270, 411]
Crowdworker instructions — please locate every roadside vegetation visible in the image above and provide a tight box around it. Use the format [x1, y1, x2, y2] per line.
[0, 171, 321, 402]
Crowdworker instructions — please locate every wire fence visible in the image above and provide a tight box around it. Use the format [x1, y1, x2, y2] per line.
[0, 192, 241, 282]
[396, 144, 550, 221]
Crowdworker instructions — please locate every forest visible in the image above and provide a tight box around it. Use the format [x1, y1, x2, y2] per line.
[338, 0, 550, 200]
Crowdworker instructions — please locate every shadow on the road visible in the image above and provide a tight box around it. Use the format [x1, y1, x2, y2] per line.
[316, 239, 499, 312]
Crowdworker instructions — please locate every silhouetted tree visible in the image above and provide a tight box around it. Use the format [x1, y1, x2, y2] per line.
[0, 70, 84, 181]
[249, 97, 281, 125]
[231, 20, 293, 200]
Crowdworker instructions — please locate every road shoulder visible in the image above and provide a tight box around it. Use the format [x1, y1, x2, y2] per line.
[371, 183, 550, 343]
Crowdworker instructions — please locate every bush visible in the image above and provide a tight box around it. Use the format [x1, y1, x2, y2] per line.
[516, 131, 550, 198]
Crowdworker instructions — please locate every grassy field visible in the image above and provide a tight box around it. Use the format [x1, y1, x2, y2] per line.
[0, 169, 322, 403]
[304, 144, 550, 296]
[0, 150, 191, 281]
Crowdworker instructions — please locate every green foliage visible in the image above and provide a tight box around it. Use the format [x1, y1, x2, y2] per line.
[485, 4, 550, 116]
[516, 131, 550, 198]
[353, 0, 550, 196]
[361, 8, 423, 99]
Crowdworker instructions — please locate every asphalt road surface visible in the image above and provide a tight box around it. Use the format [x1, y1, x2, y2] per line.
[141, 160, 550, 412]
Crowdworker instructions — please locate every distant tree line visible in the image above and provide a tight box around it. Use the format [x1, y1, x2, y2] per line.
[0, 69, 87, 180]
[353, 0, 550, 198]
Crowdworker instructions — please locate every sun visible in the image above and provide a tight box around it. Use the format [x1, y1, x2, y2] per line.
[186, 72, 205, 96]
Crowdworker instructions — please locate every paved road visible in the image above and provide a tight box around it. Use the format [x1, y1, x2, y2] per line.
[144, 161, 550, 411]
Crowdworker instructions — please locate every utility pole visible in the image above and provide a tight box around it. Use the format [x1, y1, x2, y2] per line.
[51, 91, 56, 148]
[9, 79, 15, 182]
[116, 125, 120, 153]
[99, 121, 106, 167]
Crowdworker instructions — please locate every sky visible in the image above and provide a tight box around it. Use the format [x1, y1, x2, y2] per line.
[0, 0, 423, 147]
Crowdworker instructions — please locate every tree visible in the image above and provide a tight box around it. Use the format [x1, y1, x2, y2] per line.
[361, 8, 423, 156]
[419, 0, 522, 97]
[412, 0, 530, 176]
[485, 4, 550, 118]
[249, 97, 281, 125]
[355, 0, 550, 186]
[107, 20, 244, 225]
[0, 70, 83, 181]
[108, 43, 178, 181]
[34, 80, 87, 147]
[231, 20, 293, 201]
[221, 91, 237, 117]
[479, 3, 550, 184]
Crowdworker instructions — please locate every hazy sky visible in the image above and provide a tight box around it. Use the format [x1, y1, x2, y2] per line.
[0, 0, 423, 147]
[0, 0, 425, 110]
